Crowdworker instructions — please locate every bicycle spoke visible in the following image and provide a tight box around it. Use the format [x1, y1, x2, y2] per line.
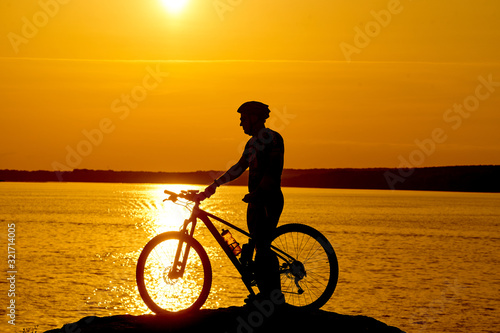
[303, 242, 326, 264]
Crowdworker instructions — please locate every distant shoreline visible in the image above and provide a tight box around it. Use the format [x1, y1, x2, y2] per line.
[1, 165, 499, 193]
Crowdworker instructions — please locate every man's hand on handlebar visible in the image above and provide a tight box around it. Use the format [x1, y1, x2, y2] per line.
[196, 182, 218, 201]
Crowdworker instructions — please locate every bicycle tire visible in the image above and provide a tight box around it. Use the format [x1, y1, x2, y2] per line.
[136, 232, 212, 315]
[272, 223, 338, 310]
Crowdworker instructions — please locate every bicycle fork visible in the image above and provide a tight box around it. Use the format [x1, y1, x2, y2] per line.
[169, 219, 196, 279]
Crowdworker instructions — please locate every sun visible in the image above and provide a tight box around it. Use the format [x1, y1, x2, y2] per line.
[160, 0, 189, 15]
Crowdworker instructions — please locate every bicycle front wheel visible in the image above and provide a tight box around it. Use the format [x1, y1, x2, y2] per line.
[136, 232, 212, 315]
[272, 223, 338, 310]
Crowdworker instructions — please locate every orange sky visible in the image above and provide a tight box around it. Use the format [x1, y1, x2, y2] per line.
[1, 0, 499, 172]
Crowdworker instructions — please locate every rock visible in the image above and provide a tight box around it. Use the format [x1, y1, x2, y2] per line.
[43, 306, 406, 333]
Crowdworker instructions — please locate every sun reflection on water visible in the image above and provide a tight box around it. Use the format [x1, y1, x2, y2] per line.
[141, 184, 203, 236]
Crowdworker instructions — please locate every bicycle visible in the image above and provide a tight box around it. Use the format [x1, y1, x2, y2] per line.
[136, 189, 339, 315]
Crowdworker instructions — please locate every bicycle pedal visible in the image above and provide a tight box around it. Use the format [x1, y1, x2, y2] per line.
[242, 271, 257, 286]
[239, 257, 254, 267]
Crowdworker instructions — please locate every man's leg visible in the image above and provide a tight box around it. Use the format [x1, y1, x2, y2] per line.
[248, 193, 284, 298]
[254, 239, 280, 297]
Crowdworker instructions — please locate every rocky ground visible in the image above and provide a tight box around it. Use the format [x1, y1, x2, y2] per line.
[44, 306, 406, 333]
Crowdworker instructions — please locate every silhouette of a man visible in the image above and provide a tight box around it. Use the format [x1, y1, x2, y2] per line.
[200, 101, 284, 301]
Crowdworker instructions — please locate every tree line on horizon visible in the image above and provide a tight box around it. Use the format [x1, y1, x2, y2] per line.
[1, 165, 499, 192]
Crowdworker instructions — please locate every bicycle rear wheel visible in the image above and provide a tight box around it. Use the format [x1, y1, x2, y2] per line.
[136, 232, 212, 315]
[271, 223, 338, 310]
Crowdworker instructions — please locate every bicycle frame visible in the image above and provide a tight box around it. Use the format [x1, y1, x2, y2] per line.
[171, 196, 296, 296]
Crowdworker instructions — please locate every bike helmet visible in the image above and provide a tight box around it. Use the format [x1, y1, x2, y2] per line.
[237, 101, 270, 120]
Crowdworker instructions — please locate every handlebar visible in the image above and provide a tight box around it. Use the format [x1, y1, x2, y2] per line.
[164, 189, 178, 198]
[164, 189, 201, 203]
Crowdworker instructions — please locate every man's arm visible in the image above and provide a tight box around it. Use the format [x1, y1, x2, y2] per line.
[200, 152, 249, 199]
[216, 156, 249, 186]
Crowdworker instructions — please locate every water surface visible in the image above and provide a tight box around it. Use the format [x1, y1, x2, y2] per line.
[0, 182, 499, 332]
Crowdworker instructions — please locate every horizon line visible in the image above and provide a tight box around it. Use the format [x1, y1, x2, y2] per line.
[1, 164, 498, 174]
